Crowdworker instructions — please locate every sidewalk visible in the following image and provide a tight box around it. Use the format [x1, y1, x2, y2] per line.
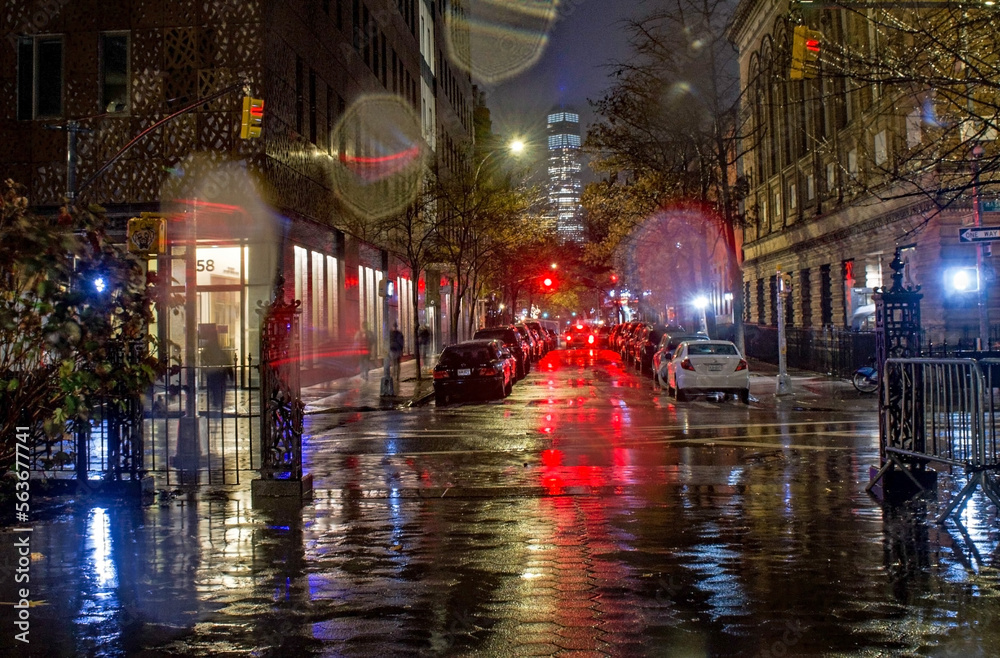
[300, 355, 437, 414]
[746, 357, 879, 412]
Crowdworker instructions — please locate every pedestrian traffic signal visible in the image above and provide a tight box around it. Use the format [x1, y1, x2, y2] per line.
[240, 96, 264, 139]
[790, 25, 823, 80]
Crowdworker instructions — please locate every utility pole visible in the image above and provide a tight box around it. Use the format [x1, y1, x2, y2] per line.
[776, 267, 793, 396]
[44, 120, 92, 204]
[971, 144, 990, 349]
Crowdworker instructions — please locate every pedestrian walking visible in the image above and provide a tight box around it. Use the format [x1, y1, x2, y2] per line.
[418, 324, 431, 365]
[201, 332, 232, 415]
[389, 322, 405, 383]
[355, 322, 375, 381]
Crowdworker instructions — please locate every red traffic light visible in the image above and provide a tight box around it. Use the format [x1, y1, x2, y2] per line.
[610, 273, 618, 283]
[542, 277, 553, 288]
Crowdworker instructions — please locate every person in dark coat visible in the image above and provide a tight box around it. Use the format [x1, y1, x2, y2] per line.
[202, 335, 231, 414]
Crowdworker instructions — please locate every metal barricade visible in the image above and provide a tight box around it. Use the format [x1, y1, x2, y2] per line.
[869, 358, 1000, 522]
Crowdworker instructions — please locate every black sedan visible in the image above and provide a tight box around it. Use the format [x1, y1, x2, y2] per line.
[433, 340, 514, 405]
[474, 326, 530, 379]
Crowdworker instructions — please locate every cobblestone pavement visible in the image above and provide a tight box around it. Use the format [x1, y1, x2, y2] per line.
[2, 349, 999, 657]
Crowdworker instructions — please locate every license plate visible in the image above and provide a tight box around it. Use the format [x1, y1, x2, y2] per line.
[708, 365, 723, 372]
[457, 368, 471, 376]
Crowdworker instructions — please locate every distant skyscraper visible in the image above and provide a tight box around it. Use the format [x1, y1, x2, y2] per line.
[546, 108, 584, 243]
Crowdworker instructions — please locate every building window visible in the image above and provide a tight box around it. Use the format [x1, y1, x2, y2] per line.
[100, 33, 129, 113]
[806, 173, 815, 200]
[785, 272, 794, 327]
[874, 130, 887, 166]
[820, 264, 833, 325]
[789, 183, 797, 211]
[800, 268, 812, 327]
[907, 109, 922, 148]
[848, 148, 858, 178]
[756, 278, 765, 323]
[309, 69, 317, 144]
[769, 275, 778, 326]
[17, 35, 64, 120]
[826, 162, 837, 193]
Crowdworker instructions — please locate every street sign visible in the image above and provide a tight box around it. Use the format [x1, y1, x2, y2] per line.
[983, 200, 1000, 213]
[958, 227, 1000, 243]
[127, 214, 166, 254]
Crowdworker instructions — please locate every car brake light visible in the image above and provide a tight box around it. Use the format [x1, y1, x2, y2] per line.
[588, 335, 594, 344]
[735, 359, 748, 371]
[479, 367, 498, 376]
[680, 358, 696, 371]
[433, 370, 449, 379]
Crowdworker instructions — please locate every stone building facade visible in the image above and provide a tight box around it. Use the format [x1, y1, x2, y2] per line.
[729, 0, 999, 363]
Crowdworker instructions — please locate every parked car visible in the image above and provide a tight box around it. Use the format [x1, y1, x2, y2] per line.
[474, 326, 530, 379]
[624, 322, 654, 368]
[515, 323, 542, 360]
[526, 320, 553, 354]
[594, 325, 611, 349]
[433, 339, 514, 405]
[632, 324, 674, 374]
[652, 332, 711, 389]
[563, 323, 596, 348]
[665, 340, 750, 403]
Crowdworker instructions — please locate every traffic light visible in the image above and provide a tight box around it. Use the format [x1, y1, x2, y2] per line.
[541, 276, 554, 291]
[240, 96, 264, 139]
[790, 25, 823, 80]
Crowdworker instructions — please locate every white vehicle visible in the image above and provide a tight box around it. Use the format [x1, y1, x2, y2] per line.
[665, 340, 750, 404]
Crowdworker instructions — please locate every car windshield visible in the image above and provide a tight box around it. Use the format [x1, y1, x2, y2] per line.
[686, 343, 739, 356]
[668, 335, 708, 349]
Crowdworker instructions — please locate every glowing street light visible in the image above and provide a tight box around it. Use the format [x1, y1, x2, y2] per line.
[693, 296, 709, 335]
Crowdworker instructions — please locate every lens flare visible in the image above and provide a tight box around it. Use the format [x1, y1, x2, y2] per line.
[329, 94, 425, 219]
[445, 0, 557, 84]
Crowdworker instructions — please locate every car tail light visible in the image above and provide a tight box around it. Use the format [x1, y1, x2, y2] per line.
[735, 359, 748, 371]
[479, 367, 498, 376]
[680, 358, 696, 371]
[588, 335, 594, 344]
[433, 370, 449, 379]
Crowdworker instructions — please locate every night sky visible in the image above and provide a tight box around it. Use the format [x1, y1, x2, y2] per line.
[471, 1, 648, 171]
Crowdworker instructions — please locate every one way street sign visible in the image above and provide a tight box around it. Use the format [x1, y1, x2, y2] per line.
[959, 227, 1000, 243]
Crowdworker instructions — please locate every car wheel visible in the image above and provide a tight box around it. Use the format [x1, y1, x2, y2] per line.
[435, 392, 447, 406]
[504, 379, 513, 396]
[517, 363, 525, 379]
[495, 380, 506, 400]
[675, 387, 687, 402]
[653, 371, 660, 390]
[739, 388, 750, 404]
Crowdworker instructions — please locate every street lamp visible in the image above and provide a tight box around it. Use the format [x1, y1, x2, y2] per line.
[693, 296, 709, 335]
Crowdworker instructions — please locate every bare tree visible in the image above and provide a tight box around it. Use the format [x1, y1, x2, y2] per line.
[585, 0, 749, 347]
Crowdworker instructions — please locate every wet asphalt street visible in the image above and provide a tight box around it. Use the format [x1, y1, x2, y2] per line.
[3, 348, 1000, 657]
